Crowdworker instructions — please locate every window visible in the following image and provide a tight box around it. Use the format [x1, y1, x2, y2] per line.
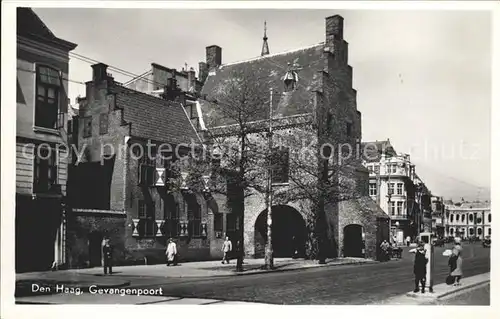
[397, 202, 403, 215]
[374, 165, 380, 174]
[461, 214, 465, 222]
[186, 195, 201, 237]
[391, 164, 397, 174]
[477, 216, 482, 224]
[138, 200, 155, 237]
[450, 228, 454, 235]
[488, 228, 491, 235]
[488, 214, 491, 223]
[214, 213, 223, 233]
[389, 201, 396, 215]
[369, 183, 377, 196]
[450, 214, 454, 223]
[83, 117, 92, 137]
[138, 145, 156, 186]
[35, 65, 61, 129]
[388, 183, 395, 195]
[469, 228, 474, 236]
[283, 70, 298, 92]
[164, 196, 179, 238]
[33, 146, 58, 193]
[99, 113, 108, 135]
[271, 147, 289, 184]
[477, 228, 482, 236]
[469, 214, 474, 222]
[397, 183, 403, 195]
[367, 165, 373, 173]
[346, 122, 352, 137]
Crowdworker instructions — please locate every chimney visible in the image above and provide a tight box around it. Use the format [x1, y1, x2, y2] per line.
[325, 15, 348, 65]
[199, 62, 208, 83]
[206, 45, 222, 70]
[325, 15, 344, 40]
[188, 67, 196, 92]
[92, 63, 109, 82]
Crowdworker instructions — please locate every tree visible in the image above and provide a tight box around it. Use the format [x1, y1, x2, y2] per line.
[200, 70, 273, 270]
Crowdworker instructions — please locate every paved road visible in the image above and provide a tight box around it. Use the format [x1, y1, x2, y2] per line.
[433, 283, 490, 305]
[126, 243, 490, 304]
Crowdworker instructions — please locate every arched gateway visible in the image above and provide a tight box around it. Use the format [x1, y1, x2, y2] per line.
[254, 205, 307, 258]
[343, 224, 364, 257]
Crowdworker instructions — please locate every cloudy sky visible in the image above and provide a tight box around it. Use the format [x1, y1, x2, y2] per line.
[33, 7, 492, 201]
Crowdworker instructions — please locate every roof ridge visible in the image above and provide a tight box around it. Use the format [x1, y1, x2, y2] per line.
[220, 42, 324, 68]
[112, 82, 180, 107]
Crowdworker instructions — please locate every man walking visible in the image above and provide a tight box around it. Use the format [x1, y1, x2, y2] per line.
[166, 238, 177, 266]
[413, 242, 428, 293]
[221, 236, 232, 264]
[102, 237, 113, 275]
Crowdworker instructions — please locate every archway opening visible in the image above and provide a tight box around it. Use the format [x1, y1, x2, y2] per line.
[254, 205, 306, 258]
[343, 224, 364, 257]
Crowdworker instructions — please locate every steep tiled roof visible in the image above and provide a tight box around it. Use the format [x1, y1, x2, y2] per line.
[17, 7, 77, 50]
[200, 44, 325, 128]
[361, 140, 397, 162]
[110, 84, 201, 145]
[339, 196, 389, 219]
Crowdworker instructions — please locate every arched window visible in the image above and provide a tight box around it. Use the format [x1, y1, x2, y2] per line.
[469, 228, 474, 236]
[450, 214, 454, 223]
[488, 214, 491, 223]
[477, 228, 482, 236]
[450, 228, 454, 235]
[469, 214, 474, 222]
[477, 216, 482, 224]
[462, 214, 465, 222]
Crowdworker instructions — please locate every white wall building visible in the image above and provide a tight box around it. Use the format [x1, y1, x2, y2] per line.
[444, 201, 491, 239]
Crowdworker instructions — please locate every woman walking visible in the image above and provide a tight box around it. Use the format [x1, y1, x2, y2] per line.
[448, 246, 463, 286]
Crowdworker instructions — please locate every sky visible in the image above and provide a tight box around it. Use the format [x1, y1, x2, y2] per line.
[33, 7, 492, 202]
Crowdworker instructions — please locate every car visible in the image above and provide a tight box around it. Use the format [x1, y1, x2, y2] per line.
[483, 236, 491, 248]
[433, 238, 445, 247]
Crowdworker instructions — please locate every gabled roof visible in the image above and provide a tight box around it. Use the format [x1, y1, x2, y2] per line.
[110, 84, 201, 145]
[17, 7, 77, 51]
[199, 43, 325, 128]
[361, 140, 397, 163]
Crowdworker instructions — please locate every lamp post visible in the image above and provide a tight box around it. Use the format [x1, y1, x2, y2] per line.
[264, 87, 274, 270]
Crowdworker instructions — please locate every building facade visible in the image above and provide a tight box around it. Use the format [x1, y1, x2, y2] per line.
[431, 196, 445, 237]
[444, 200, 491, 240]
[15, 8, 77, 272]
[196, 15, 390, 260]
[362, 140, 432, 243]
[65, 63, 229, 268]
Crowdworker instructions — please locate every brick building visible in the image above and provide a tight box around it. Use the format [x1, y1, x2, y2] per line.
[196, 15, 389, 260]
[15, 8, 77, 272]
[65, 63, 227, 268]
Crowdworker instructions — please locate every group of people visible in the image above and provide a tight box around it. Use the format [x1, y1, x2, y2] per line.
[412, 238, 464, 293]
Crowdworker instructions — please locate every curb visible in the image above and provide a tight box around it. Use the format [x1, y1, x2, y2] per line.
[230, 260, 376, 277]
[436, 280, 490, 300]
[15, 279, 131, 298]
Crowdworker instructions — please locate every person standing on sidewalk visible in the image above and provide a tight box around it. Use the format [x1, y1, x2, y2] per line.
[413, 242, 428, 293]
[166, 238, 177, 266]
[235, 240, 243, 272]
[102, 238, 113, 275]
[449, 246, 463, 286]
[221, 236, 232, 264]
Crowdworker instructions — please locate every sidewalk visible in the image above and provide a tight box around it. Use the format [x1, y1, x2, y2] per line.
[15, 257, 373, 298]
[374, 272, 490, 305]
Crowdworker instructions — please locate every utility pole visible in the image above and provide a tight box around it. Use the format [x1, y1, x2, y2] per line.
[264, 88, 274, 269]
[386, 157, 392, 242]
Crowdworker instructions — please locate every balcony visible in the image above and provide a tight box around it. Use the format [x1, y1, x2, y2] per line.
[390, 214, 409, 220]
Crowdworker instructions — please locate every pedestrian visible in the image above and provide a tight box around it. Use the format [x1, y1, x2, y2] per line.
[102, 237, 113, 275]
[413, 242, 428, 293]
[165, 238, 177, 266]
[449, 246, 463, 286]
[235, 240, 243, 272]
[380, 240, 390, 261]
[406, 236, 411, 247]
[221, 236, 232, 264]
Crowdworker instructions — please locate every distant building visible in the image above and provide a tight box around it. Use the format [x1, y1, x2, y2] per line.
[16, 8, 77, 272]
[431, 196, 445, 237]
[444, 200, 491, 240]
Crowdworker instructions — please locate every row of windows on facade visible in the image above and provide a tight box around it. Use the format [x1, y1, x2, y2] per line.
[368, 182, 404, 196]
[448, 227, 491, 237]
[366, 164, 403, 175]
[135, 197, 239, 238]
[446, 213, 491, 224]
[34, 65, 64, 130]
[79, 113, 109, 137]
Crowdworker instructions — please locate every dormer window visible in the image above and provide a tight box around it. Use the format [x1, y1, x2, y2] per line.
[283, 70, 298, 92]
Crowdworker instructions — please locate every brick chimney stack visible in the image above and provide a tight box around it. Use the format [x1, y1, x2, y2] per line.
[92, 63, 109, 82]
[325, 15, 347, 65]
[206, 45, 222, 70]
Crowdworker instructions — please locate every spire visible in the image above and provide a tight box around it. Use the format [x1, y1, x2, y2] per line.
[261, 21, 270, 56]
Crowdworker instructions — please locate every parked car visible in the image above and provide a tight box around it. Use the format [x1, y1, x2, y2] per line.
[483, 236, 491, 248]
[433, 237, 445, 247]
